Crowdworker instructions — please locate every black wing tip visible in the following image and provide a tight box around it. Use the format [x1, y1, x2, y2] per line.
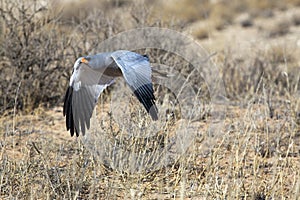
[143, 54, 149, 60]
[149, 104, 159, 121]
[63, 86, 80, 137]
[133, 84, 159, 121]
[63, 87, 72, 116]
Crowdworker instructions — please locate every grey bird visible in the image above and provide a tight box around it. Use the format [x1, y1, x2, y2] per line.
[63, 50, 158, 137]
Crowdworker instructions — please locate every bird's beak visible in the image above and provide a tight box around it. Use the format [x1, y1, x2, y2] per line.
[81, 57, 89, 64]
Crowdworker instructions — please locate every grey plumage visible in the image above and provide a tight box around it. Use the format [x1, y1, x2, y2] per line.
[63, 50, 158, 137]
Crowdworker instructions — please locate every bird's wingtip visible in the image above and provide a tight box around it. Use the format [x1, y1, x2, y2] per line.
[149, 105, 159, 121]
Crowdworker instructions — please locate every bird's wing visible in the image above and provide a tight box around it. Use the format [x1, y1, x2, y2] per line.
[63, 63, 114, 137]
[111, 51, 158, 120]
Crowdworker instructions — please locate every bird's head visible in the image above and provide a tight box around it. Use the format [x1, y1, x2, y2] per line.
[80, 57, 90, 64]
[73, 56, 91, 70]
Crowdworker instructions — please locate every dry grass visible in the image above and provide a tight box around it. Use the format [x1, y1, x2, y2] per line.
[1, 0, 300, 199]
[1, 94, 300, 199]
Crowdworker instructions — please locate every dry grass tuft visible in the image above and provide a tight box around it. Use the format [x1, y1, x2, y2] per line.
[264, 19, 291, 38]
[292, 13, 300, 25]
[156, 0, 211, 23]
[209, 2, 235, 30]
[192, 26, 210, 40]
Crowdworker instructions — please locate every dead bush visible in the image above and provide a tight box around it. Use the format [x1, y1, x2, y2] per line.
[0, 0, 125, 114]
[0, 0, 70, 113]
[221, 48, 298, 102]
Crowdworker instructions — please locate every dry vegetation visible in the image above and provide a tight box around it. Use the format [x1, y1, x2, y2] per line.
[1, 0, 300, 199]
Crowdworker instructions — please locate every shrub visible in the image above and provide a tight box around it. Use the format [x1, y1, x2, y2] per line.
[0, 0, 71, 113]
[0, 0, 123, 114]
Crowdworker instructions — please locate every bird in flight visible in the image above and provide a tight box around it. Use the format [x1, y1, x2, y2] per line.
[63, 50, 158, 137]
